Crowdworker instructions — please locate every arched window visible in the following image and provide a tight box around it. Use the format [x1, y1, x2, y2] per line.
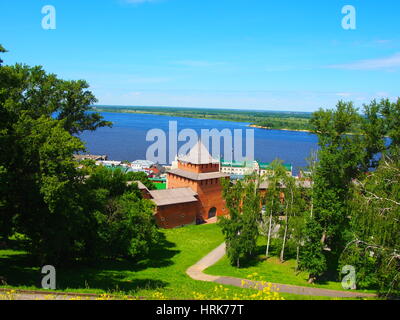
[208, 207, 217, 219]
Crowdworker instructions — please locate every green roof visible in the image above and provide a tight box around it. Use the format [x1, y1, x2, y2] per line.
[104, 165, 130, 173]
[220, 160, 252, 168]
[153, 182, 167, 190]
[221, 160, 292, 172]
[149, 177, 166, 182]
[259, 162, 292, 171]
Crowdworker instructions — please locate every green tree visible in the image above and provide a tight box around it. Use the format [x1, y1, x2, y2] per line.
[0, 48, 160, 264]
[380, 98, 400, 148]
[126, 171, 156, 190]
[84, 167, 160, 260]
[260, 160, 286, 258]
[0, 44, 6, 66]
[278, 171, 305, 262]
[240, 176, 261, 258]
[300, 101, 365, 282]
[219, 178, 245, 267]
[299, 217, 327, 283]
[219, 175, 260, 267]
[0, 63, 112, 135]
[340, 152, 400, 295]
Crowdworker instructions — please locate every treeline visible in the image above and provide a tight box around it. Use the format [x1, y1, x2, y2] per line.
[0, 46, 160, 265]
[221, 99, 400, 297]
[253, 117, 312, 131]
[94, 105, 312, 131]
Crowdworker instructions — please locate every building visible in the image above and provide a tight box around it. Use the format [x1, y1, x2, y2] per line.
[220, 160, 293, 177]
[100, 160, 122, 167]
[220, 160, 258, 176]
[74, 154, 108, 161]
[131, 160, 155, 170]
[144, 141, 229, 229]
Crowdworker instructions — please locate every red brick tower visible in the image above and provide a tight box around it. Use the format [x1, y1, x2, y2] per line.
[167, 141, 229, 222]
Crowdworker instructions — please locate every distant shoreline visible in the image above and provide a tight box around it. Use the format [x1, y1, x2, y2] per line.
[92, 106, 312, 132]
[247, 124, 312, 133]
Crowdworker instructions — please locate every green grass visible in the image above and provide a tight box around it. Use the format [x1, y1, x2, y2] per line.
[204, 237, 376, 295]
[0, 224, 224, 299]
[153, 183, 167, 190]
[0, 224, 371, 300]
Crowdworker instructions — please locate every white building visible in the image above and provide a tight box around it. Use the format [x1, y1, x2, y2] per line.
[131, 160, 155, 170]
[220, 160, 293, 177]
[98, 160, 122, 167]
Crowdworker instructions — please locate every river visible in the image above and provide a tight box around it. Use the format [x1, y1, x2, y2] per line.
[79, 112, 319, 175]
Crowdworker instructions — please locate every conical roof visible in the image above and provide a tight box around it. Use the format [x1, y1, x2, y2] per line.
[178, 140, 219, 165]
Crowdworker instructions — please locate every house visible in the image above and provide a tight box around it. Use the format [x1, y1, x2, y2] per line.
[220, 160, 293, 177]
[142, 141, 229, 229]
[131, 160, 155, 170]
[74, 154, 108, 161]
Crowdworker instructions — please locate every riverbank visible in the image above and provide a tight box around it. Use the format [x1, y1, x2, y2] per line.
[92, 106, 312, 132]
[247, 124, 312, 133]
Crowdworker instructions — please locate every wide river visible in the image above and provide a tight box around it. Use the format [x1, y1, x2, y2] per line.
[79, 112, 319, 175]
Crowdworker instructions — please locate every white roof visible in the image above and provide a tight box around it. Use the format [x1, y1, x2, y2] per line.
[131, 160, 155, 167]
[178, 141, 219, 165]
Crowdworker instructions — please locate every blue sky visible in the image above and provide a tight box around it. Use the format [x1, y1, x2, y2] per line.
[1, 0, 399, 112]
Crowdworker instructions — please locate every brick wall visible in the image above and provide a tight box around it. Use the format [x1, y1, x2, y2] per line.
[167, 173, 228, 221]
[154, 201, 199, 229]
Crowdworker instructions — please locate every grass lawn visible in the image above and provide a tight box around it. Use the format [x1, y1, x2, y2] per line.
[153, 183, 167, 190]
[0, 224, 369, 300]
[204, 237, 376, 295]
[0, 224, 224, 299]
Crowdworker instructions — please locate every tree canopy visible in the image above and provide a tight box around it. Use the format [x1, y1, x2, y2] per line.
[0, 46, 159, 265]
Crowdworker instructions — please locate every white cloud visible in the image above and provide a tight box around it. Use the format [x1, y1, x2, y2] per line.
[327, 53, 400, 71]
[123, 0, 156, 3]
[172, 60, 225, 67]
[374, 40, 392, 45]
[336, 92, 353, 97]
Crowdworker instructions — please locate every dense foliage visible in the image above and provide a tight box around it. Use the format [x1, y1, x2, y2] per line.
[300, 99, 400, 295]
[219, 97, 400, 296]
[340, 153, 400, 295]
[221, 162, 308, 267]
[0, 46, 159, 265]
[219, 176, 260, 267]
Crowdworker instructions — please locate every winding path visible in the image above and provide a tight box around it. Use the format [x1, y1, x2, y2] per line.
[186, 243, 376, 298]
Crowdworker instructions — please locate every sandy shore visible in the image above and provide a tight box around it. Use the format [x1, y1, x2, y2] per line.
[248, 124, 312, 133]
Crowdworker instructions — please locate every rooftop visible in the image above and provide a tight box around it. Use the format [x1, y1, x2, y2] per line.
[74, 154, 108, 161]
[131, 160, 155, 167]
[149, 188, 199, 206]
[127, 180, 149, 191]
[258, 179, 312, 189]
[220, 160, 256, 168]
[178, 141, 219, 165]
[221, 160, 292, 172]
[168, 168, 229, 181]
[259, 162, 293, 172]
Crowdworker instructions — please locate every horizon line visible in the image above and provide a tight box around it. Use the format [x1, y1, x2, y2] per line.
[92, 104, 314, 114]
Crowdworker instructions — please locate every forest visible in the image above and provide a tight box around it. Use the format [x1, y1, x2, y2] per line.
[219, 99, 400, 298]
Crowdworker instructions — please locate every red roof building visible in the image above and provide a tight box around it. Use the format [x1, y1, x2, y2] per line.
[145, 141, 229, 229]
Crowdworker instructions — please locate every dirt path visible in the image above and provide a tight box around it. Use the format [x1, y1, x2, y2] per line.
[186, 242, 376, 299]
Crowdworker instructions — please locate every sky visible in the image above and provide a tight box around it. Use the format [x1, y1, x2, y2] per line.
[1, 0, 400, 112]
